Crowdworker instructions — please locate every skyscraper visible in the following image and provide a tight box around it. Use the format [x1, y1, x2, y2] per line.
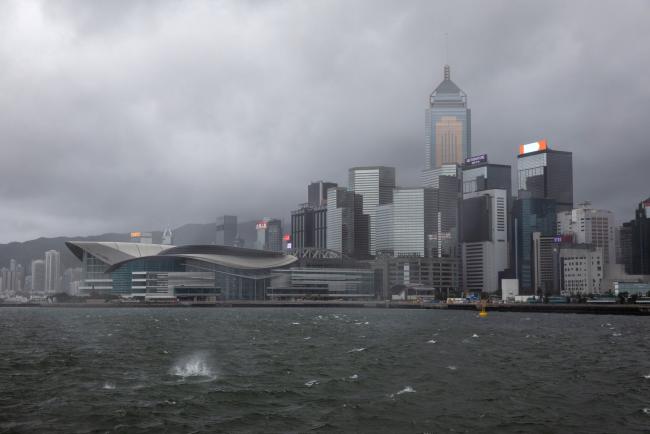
[44, 250, 61, 294]
[308, 181, 337, 207]
[216, 215, 238, 246]
[348, 166, 396, 256]
[461, 189, 509, 293]
[425, 65, 471, 169]
[376, 187, 435, 257]
[421, 165, 462, 259]
[30, 259, 45, 293]
[326, 187, 366, 258]
[255, 218, 282, 252]
[462, 155, 514, 280]
[514, 197, 557, 293]
[162, 227, 173, 245]
[621, 198, 650, 275]
[517, 140, 573, 212]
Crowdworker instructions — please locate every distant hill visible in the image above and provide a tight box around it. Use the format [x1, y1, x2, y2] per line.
[0, 220, 261, 272]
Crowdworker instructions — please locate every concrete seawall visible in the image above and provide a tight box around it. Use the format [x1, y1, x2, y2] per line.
[3, 301, 650, 315]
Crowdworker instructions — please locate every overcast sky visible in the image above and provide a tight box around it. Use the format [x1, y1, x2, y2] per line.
[0, 0, 649, 242]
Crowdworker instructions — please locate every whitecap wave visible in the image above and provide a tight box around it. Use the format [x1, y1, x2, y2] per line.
[171, 353, 215, 379]
[643, 408, 650, 415]
[305, 379, 319, 387]
[447, 365, 457, 371]
[291, 322, 300, 325]
[396, 386, 415, 395]
[643, 374, 650, 379]
[102, 382, 115, 390]
[349, 374, 358, 380]
[427, 339, 437, 344]
[472, 334, 479, 338]
[348, 347, 366, 353]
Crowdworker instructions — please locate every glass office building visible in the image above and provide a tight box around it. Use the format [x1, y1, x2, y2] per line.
[291, 205, 327, 250]
[517, 147, 573, 212]
[348, 166, 396, 256]
[326, 187, 366, 258]
[513, 197, 557, 293]
[308, 181, 337, 207]
[376, 188, 435, 257]
[216, 215, 238, 246]
[425, 65, 471, 169]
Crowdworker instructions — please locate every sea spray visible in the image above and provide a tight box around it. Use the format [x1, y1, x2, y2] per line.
[171, 352, 216, 380]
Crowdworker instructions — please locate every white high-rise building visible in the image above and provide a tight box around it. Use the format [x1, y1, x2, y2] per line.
[557, 204, 615, 276]
[376, 188, 435, 257]
[349, 166, 396, 256]
[44, 250, 61, 294]
[30, 259, 45, 293]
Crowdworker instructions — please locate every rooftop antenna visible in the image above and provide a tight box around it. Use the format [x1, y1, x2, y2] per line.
[444, 32, 450, 80]
[445, 32, 449, 64]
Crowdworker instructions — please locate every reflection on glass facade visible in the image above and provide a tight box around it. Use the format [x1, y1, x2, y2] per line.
[112, 257, 183, 294]
[517, 149, 573, 212]
[425, 65, 471, 169]
[327, 187, 365, 257]
[514, 197, 557, 292]
[291, 206, 327, 250]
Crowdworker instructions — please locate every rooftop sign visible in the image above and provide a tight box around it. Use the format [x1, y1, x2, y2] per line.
[519, 139, 547, 155]
[464, 154, 488, 166]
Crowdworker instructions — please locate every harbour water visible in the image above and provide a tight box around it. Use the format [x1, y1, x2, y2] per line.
[1, 307, 649, 433]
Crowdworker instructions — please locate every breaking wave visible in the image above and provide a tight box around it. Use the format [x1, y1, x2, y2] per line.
[171, 353, 216, 380]
[396, 386, 416, 395]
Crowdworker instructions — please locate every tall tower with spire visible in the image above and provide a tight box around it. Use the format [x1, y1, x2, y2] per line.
[425, 65, 471, 169]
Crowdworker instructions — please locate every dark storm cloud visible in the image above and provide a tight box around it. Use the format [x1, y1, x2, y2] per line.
[0, 0, 648, 242]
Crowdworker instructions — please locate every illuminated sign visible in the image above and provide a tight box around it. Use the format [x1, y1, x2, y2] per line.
[286, 242, 292, 249]
[519, 139, 547, 155]
[283, 234, 291, 241]
[130, 231, 142, 238]
[464, 154, 488, 166]
[256, 222, 267, 230]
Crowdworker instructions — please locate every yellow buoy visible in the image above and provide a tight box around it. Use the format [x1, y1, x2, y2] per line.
[478, 299, 488, 318]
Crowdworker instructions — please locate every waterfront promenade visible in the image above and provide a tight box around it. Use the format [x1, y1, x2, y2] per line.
[2, 300, 650, 315]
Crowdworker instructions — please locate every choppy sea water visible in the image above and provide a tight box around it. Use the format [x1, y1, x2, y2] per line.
[1, 307, 649, 433]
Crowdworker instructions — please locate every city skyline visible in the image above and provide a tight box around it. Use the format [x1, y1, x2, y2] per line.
[0, 1, 649, 243]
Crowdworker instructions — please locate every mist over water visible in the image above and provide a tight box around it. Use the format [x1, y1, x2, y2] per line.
[1, 307, 649, 433]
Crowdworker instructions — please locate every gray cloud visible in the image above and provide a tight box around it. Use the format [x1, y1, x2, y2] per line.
[0, 0, 648, 242]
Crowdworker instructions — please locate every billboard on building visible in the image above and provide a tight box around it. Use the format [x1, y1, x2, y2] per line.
[463, 154, 488, 166]
[519, 139, 547, 155]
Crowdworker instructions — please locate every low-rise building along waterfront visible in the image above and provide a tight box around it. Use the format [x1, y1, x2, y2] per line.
[267, 268, 376, 300]
[66, 242, 297, 300]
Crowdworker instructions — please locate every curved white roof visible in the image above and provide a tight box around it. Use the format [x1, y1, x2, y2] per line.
[66, 241, 298, 271]
[65, 241, 173, 265]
